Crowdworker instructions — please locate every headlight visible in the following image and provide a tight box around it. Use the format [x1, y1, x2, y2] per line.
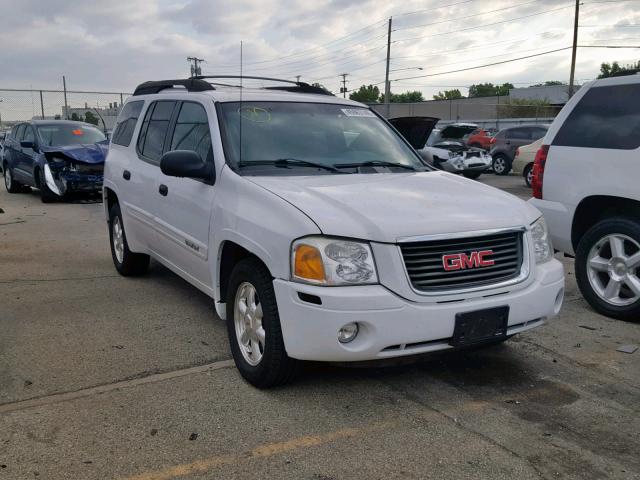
[531, 216, 553, 264]
[452, 158, 465, 169]
[291, 237, 378, 286]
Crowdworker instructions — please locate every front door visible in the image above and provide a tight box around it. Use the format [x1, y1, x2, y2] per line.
[152, 100, 217, 292]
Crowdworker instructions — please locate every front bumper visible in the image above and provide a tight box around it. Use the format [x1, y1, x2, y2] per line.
[274, 259, 564, 361]
[44, 163, 103, 196]
[439, 156, 492, 174]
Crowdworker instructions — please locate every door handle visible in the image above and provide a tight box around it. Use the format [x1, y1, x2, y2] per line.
[123, 170, 131, 180]
[159, 184, 168, 196]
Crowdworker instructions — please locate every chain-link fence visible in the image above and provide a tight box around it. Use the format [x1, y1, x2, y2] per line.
[0, 89, 132, 132]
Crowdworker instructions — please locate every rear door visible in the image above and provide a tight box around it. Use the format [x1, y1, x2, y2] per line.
[505, 127, 531, 159]
[19, 124, 37, 184]
[152, 100, 217, 291]
[388, 117, 439, 150]
[9, 124, 27, 182]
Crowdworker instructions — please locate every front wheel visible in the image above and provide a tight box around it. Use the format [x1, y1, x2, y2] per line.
[463, 171, 482, 180]
[492, 154, 511, 176]
[108, 203, 150, 276]
[575, 217, 640, 321]
[523, 164, 533, 187]
[226, 258, 299, 388]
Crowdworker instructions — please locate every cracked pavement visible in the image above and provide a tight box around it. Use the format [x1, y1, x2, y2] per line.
[0, 176, 638, 480]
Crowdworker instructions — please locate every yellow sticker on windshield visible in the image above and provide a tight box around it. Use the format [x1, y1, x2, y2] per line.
[239, 107, 271, 123]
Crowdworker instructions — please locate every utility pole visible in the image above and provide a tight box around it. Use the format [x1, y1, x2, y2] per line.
[340, 73, 349, 98]
[384, 17, 392, 118]
[295, 75, 301, 83]
[568, 0, 580, 97]
[62, 75, 69, 120]
[187, 57, 204, 78]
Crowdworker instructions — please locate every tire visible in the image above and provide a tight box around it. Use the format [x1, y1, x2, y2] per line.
[37, 170, 59, 203]
[575, 217, 640, 321]
[226, 257, 299, 388]
[463, 171, 482, 180]
[3, 164, 23, 193]
[523, 164, 533, 187]
[492, 154, 511, 176]
[108, 202, 150, 276]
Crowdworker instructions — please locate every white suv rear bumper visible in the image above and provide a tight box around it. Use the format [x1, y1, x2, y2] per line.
[529, 198, 576, 255]
[274, 259, 564, 361]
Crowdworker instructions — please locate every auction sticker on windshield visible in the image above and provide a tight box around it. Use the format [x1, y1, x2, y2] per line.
[341, 108, 376, 117]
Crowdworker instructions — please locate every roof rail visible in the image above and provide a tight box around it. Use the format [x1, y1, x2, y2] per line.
[132, 79, 215, 96]
[193, 75, 334, 96]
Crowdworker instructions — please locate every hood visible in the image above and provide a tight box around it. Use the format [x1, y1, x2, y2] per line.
[40, 142, 108, 164]
[249, 171, 540, 242]
[388, 117, 439, 150]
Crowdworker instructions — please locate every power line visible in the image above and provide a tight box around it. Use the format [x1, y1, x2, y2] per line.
[579, 24, 640, 27]
[392, 0, 479, 17]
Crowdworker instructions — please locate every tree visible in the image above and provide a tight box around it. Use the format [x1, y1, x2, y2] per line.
[433, 89, 463, 100]
[70, 112, 81, 121]
[468, 82, 514, 97]
[598, 60, 640, 78]
[84, 111, 99, 126]
[530, 81, 567, 87]
[349, 84, 380, 103]
[382, 90, 424, 103]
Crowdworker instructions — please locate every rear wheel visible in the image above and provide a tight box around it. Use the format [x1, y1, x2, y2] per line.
[463, 171, 482, 180]
[109, 203, 150, 276]
[226, 258, 299, 388]
[492, 154, 511, 176]
[523, 164, 533, 187]
[3, 164, 23, 193]
[575, 217, 640, 321]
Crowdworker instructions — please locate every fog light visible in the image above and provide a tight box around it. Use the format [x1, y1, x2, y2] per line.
[338, 322, 359, 344]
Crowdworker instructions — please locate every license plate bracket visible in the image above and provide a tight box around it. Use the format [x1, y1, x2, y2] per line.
[450, 306, 509, 347]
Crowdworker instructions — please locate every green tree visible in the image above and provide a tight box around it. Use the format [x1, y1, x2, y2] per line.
[598, 60, 640, 78]
[70, 112, 80, 121]
[84, 111, 99, 126]
[468, 82, 514, 97]
[382, 90, 424, 103]
[349, 84, 380, 103]
[530, 81, 567, 87]
[433, 89, 463, 100]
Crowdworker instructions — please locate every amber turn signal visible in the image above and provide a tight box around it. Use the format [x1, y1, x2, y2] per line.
[294, 244, 326, 282]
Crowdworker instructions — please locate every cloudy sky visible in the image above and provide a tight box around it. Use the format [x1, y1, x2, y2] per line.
[0, 0, 638, 101]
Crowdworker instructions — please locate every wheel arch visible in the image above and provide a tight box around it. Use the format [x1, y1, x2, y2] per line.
[572, 195, 640, 250]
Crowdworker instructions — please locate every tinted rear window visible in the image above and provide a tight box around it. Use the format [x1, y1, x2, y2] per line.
[112, 101, 143, 147]
[553, 83, 640, 150]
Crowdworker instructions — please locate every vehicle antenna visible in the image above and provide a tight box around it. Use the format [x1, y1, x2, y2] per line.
[239, 41, 243, 165]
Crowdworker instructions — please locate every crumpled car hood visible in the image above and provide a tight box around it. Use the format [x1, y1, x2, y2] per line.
[248, 171, 541, 242]
[41, 142, 108, 164]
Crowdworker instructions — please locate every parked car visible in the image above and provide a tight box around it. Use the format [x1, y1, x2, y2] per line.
[512, 138, 543, 187]
[2, 120, 107, 202]
[466, 128, 497, 150]
[104, 77, 564, 388]
[0, 131, 7, 172]
[529, 75, 639, 320]
[490, 125, 549, 175]
[390, 118, 491, 179]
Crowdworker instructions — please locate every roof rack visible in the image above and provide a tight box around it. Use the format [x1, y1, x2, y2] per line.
[132, 79, 215, 96]
[193, 75, 334, 96]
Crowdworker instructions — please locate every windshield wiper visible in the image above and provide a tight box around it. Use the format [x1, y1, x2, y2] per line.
[238, 158, 347, 173]
[333, 161, 417, 171]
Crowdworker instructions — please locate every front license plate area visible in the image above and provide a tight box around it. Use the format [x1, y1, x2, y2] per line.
[450, 306, 509, 347]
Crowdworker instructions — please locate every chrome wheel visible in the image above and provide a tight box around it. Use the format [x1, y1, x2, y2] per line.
[4, 168, 11, 190]
[112, 216, 125, 264]
[587, 234, 640, 307]
[493, 157, 506, 174]
[233, 282, 265, 366]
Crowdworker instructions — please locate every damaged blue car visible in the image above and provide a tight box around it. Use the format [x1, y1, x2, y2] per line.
[2, 120, 107, 202]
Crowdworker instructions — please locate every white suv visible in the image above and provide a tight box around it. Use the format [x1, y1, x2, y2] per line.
[530, 75, 640, 320]
[103, 77, 564, 387]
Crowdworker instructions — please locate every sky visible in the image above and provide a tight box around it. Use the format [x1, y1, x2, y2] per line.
[0, 0, 638, 102]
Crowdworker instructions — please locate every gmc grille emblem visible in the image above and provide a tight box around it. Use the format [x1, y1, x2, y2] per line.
[442, 250, 495, 271]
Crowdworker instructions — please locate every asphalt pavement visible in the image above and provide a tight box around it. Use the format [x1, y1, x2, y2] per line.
[0, 174, 638, 480]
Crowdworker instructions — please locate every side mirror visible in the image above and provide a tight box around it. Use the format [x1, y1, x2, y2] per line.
[21, 140, 35, 149]
[160, 150, 214, 182]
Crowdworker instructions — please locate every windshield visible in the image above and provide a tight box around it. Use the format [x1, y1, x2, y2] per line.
[37, 124, 106, 147]
[218, 102, 426, 173]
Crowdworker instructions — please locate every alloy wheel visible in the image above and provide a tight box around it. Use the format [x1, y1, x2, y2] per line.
[112, 216, 125, 264]
[587, 233, 640, 307]
[233, 281, 265, 366]
[493, 157, 506, 174]
[4, 168, 11, 190]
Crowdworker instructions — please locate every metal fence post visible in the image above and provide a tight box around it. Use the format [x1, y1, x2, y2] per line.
[63, 76, 69, 119]
[39, 90, 45, 119]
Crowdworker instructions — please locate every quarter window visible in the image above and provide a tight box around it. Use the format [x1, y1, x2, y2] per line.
[553, 83, 640, 150]
[112, 100, 144, 147]
[138, 101, 176, 162]
[170, 102, 212, 162]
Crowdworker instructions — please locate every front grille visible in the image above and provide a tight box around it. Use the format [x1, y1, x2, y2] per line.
[466, 151, 480, 158]
[400, 230, 524, 292]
